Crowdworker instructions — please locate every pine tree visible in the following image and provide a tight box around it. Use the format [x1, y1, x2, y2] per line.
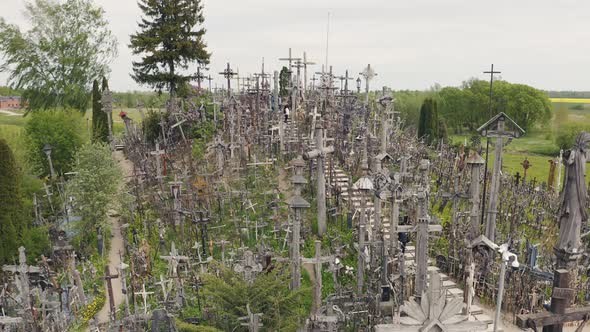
[0, 139, 24, 263]
[130, 0, 211, 96]
[91, 80, 108, 142]
[417, 98, 440, 144]
[279, 66, 290, 98]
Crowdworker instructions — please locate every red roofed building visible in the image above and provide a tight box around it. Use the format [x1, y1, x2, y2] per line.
[0, 96, 22, 109]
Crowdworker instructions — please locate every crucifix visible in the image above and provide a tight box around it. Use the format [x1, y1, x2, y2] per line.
[287, 156, 310, 289]
[150, 143, 165, 184]
[101, 265, 119, 321]
[302, 241, 335, 319]
[169, 178, 183, 228]
[219, 63, 237, 97]
[304, 122, 335, 236]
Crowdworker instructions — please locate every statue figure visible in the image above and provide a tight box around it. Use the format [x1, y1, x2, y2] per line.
[557, 132, 590, 253]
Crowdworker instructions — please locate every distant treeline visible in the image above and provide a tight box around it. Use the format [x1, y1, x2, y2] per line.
[546, 91, 590, 98]
[0, 86, 22, 96]
[111, 91, 169, 109]
[0, 86, 169, 109]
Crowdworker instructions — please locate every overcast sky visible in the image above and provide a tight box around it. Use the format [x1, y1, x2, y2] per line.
[1, 0, 589, 92]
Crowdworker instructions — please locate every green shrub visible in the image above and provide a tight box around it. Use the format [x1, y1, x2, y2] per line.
[554, 123, 590, 149]
[25, 110, 85, 176]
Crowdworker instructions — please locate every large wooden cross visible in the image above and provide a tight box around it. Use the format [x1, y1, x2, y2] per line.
[304, 123, 335, 236]
[101, 265, 119, 321]
[218, 62, 237, 97]
[302, 241, 335, 319]
[516, 269, 590, 332]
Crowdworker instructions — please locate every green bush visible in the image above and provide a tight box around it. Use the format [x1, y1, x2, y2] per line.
[25, 110, 85, 176]
[554, 123, 590, 149]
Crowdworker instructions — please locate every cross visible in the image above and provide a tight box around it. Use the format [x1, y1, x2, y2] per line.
[360, 64, 377, 107]
[134, 283, 154, 315]
[168, 179, 183, 227]
[238, 303, 264, 332]
[516, 269, 590, 331]
[483, 64, 501, 118]
[304, 122, 335, 236]
[235, 250, 262, 284]
[309, 106, 321, 140]
[150, 143, 165, 183]
[195, 66, 207, 90]
[206, 75, 213, 92]
[155, 274, 171, 303]
[479, 112, 525, 242]
[2, 247, 40, 326]
[302, 241, 335, 319]
[310, 75, 318, 91]
[301, 51, 315, 94]
[521, 157, 532, 180]
[395, 160, 444, 299]
[219, 63, 237, 97]
[101, 265, 119, 321]
[278, 47, 301, 79]
[215, 239, 231, 264]
[160, 242, 190, 277]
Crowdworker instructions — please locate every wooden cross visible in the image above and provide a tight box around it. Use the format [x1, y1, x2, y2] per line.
[304, 122, 335, 236]
[195, 66, 207, 90]
[134, 283, 154, 315]
[160, 242, 190, 277]
[516, 269, 590, 332]
[101, 265, 119, 321]
[278, 47, 301, 77]
[219, 62, 237, 97]
[238, 303, 264, 332]
[302, 241, 335, 319]
[150, 143, 165, 183]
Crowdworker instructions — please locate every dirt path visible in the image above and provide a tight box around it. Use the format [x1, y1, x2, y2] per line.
[95, 151, 134, 324]
[0, 109, 21, 116]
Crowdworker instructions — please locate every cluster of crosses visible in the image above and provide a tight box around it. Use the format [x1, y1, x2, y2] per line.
[7, 51, 590, 332]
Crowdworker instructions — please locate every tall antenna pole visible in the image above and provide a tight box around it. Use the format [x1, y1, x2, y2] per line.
[325, 12, 330, 72]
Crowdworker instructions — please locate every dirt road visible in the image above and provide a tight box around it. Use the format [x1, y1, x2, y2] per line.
[95, 151, 134, 324]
